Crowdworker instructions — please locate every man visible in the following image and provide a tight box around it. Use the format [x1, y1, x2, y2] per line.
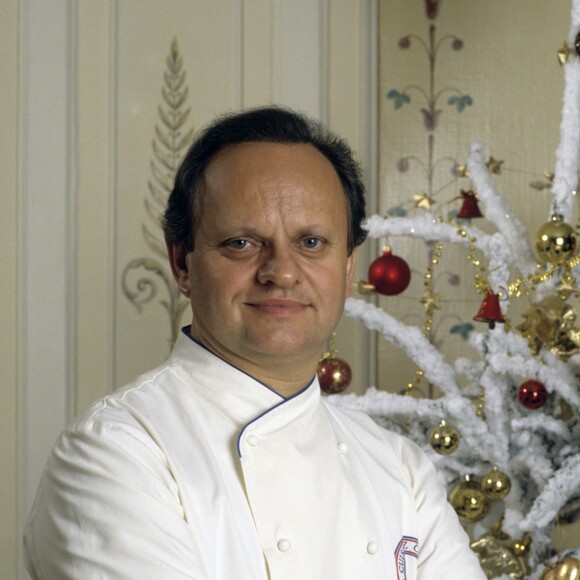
[25, 106, 485, 579]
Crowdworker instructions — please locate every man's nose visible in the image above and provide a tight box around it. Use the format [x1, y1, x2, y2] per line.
[256, 245, 300, 287]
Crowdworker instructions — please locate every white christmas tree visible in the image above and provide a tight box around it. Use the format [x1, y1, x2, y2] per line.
[329, 1, 580, 578]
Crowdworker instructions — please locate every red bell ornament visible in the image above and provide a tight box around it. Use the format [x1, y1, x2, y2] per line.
[457, 190, 483, 219]
[518, 380, 548, 410]
[474, 291, 505, 329]
[368, 248, 411, 296]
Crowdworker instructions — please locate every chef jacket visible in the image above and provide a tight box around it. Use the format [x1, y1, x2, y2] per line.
[24, 328, 486, 579]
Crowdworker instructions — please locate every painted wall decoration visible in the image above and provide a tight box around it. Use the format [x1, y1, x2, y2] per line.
[122, 39, 191, 350]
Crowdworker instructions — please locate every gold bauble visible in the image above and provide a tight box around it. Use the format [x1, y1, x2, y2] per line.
[449, 475, 490, 523]
[429, 420, 460, 455]
[535, 216, 577, 265]
[542, 556, 580, 580]
[481, 466, 512, 500]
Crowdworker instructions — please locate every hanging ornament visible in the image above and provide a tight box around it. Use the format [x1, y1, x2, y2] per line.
[449, 475, 490, 523]
[518, 379, 548, 410]
[457, 189, 483, 219]
[429, 420, 460, 455]
[511, 535, 531, 558]
[535, 216, 577, 266]
[474, 290, 505, 329]
[481, 466, 511, 500]
[367, 247, 411, 296]
[517, 296, 580, 359]
[317, 333, 352, 394]
[471, 525, 528, 579]
[541, 556, 580, 580]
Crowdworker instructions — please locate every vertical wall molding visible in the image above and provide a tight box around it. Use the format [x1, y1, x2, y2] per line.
[18, 0, 76, 575]
[360, 0, 379, 388]
[271, 0, 325, 120]
[109, 0, 119, 393]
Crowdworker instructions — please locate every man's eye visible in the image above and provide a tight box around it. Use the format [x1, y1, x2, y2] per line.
[228, 239, 250, 250]
[303, 237, 323, 249]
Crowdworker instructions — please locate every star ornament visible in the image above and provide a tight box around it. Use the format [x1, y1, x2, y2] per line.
[414, 193, 436, 210]
[486, 156, 504, 174]
[421, 289, 442, 315]
[557, 272, 578, 299]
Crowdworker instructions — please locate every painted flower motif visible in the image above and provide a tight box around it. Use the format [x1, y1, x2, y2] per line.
[452, 38, 464, 51]
[398, 36, 411, 49]
[396, 158, 410, 173]
[447, 273, 461, 286]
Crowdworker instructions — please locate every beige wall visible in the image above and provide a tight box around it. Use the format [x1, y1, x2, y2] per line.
[2, 1, 376, 577]
[1, 1, 20, 576]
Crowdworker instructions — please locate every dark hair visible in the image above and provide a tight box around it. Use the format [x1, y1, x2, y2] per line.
[162, 106, 367, 254]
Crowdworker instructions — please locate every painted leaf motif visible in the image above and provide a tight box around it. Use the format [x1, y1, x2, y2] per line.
[450, 323, 475, 340]
[387, 89, 411, 109]
[448, 95, 473, 112]
[387, 206, 408, 217]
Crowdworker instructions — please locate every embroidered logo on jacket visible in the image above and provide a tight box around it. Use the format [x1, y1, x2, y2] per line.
[394, 536, 419, 580]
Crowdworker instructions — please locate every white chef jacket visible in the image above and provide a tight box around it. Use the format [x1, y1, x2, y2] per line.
[24, 329, 485, 580]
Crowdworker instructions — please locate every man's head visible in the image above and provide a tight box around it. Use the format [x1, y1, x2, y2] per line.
[164, 107, 367, 394]
[163, 106, 367, 256]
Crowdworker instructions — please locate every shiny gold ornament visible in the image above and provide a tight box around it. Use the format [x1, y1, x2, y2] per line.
[481, 466, 511, 500]
[535, 216, 577, 265]
[353, 280, 376, 295]
[429, 420, 460, 455]
[471, 525, 528, 579]
[558, 41, 572, 65]
[449, 475, 489, 523]
[414, 193, 435, 210]
[511, 534, 531, 557]
[542, 556, 580, 580]
[518, 295, 580, 359]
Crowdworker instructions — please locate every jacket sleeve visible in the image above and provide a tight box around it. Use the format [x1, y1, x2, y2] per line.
[402, 439, 488, 579]
[24, 417, 206, 580]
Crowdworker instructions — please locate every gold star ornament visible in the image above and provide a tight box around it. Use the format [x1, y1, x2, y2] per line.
[421, 289, 442, 315]
[414, 193, 436, 210]
[486, 156, 504, 174]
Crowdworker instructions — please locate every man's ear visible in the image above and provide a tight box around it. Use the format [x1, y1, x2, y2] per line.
[345, 249, 357, 298]
[166, 237, 191, 298]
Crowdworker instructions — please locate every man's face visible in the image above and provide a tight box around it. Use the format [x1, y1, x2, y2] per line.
[174, 142, 356, 376]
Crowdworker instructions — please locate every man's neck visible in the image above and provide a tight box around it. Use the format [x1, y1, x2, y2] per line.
[186, 329, 318, 398]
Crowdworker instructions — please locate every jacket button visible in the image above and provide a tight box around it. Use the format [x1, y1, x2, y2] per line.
[367, 541, 379, 555]
[277, 539, 292, 552]
[246, 434, 259, 446]
[337, 442, 348, 455]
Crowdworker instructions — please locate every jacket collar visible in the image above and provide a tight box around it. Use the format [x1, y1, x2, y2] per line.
[168, 327, 320, 437]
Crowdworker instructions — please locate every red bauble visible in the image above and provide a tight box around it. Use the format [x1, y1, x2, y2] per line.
[518, 380, 548, 410]
[368, 249, 411, 295]
[317, 357, 352, 394]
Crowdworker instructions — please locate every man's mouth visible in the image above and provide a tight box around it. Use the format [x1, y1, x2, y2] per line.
[246, 299, 309, 315]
